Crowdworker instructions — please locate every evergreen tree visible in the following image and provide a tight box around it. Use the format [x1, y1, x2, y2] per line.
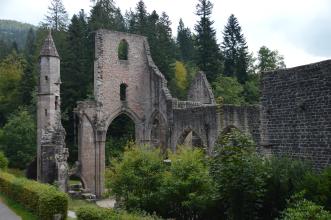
[0, 52, 25, 125]
[127, 3, 176, 80]
[132, 0, 148, 35]
[176, 19, 195, 62]
[257, 46, 286, 72]
[194, 0, 222, 83]
[89, 0, 125, 31]
[62, 10, 92, 162]
[222, 14, 249, 83]
[43, 0, 69, 31]
[0, 108, 36, 169]
[19, 28, 37, 107]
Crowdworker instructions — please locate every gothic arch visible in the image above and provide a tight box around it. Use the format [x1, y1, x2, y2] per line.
[104, 107, 141, 133]
[148, 110, 167, 150]
[176, 127, 206, 149]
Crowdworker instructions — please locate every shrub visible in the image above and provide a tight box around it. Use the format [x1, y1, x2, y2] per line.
[109, 146, 165, 213]
[0, 151, 8, 170]
[282, 193, 331, 220]
[211, 129, 267, 220]
[261, 157, 312, 219]
[160, 147, 216, 220]
[76, 206, 160, 220]
[0, 172, 68, 220]
[299, 166, 331, 210]
[0, 108, 36, 169]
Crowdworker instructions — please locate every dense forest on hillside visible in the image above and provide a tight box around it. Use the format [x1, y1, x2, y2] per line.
[0, 19, 36, 51]
[0, 0, 286, 167]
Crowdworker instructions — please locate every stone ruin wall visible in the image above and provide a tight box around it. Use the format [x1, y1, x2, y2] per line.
[260, 60, 331, 169]
[219, 105, 261, 145]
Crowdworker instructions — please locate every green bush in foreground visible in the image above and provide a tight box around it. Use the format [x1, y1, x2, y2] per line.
[211, 129, 267, 220]
[282, 193, 331, 220]
[76, 206, 160, 220]
[0, 172, 68, 220]
[109, 146, 215, 220]
[0, 151, 8, 170]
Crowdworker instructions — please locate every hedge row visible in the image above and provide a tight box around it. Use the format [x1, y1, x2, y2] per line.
[77, 206, 160, 220]
[0, 172, 68, 220]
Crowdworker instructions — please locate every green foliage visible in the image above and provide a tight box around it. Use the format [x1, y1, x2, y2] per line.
[169, 61, 189, 99]
[43, 0, 69, 31]
[0, 108, 36, 169]
[76, 206, 160, 220]
[109, 146, 165, 213]
[0, 19, 36, 51]
[282, 193, 331, 220]
[257, 46, 286, 72]
[194, 0, 222, 82]
[160, 148, 216, 220]
[299, 166, 331, 210]
[118, 39, 128, 60]
[105, 137, 133, 166]
[0, 151, 9, 170]
[212, 76, 245, 105]
[109, 146, 216, 219]
[176, 19, 195, 62]
[0, 172, 68, 220]
[261, 157, 312, 219]
[0, 52, 26, 125]
[211, 129, 267, 220]
[89, 0, 125, 31]
[222, 14, 250, 83]
[243, 74, 260, 104]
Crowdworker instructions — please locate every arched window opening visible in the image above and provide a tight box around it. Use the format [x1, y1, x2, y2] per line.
[120, 83, 127, 101]
[177, 129, 205, 150]
[105, 114, 135, 167]
[118, 39, 128, 60]
[150, 113, 167, 152]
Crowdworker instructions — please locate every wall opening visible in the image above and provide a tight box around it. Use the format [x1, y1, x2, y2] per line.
[120, 83, 127, 101]
[177, 128, 205, 150]
[68, 174, 86, 192]
[105, 114, 135, 167]
[55, 96, 59, 110]
[118, 39, 128, 60]
[150, 113, 167, 152]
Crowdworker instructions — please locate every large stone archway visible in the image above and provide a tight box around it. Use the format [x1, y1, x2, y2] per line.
[74, 30, 218, 197]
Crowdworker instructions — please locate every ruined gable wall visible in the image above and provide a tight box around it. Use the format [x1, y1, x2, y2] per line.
[94, 30, 153, 124]
[261, 60, 331, 169]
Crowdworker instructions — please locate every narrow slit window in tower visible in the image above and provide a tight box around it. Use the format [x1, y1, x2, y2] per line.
[55, 96, 59, 110]
[118, 39, 128, 60]
[45, 109, 48, 116]
[120, 83, 127, 101]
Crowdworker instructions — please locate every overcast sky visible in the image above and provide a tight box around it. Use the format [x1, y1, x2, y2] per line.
[1, 0, 331, 67]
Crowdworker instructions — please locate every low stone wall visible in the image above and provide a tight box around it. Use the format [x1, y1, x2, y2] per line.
[219, 104, 260, 145]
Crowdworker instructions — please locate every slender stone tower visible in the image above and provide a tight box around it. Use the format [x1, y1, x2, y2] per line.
[37, 31, 68, 191]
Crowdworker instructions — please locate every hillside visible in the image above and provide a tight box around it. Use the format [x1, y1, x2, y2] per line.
[0, 19, 36, 49]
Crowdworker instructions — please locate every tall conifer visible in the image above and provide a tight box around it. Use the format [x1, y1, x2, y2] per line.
[222, 14, 249, 83]
[194, 0, 222, 82]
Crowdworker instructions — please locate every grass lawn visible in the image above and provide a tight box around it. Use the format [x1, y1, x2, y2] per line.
[0, 193, 38, 220]
[68, 197, 98, 211]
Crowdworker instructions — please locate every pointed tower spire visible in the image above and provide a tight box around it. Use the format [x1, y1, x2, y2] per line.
[40, 30, 59, 58]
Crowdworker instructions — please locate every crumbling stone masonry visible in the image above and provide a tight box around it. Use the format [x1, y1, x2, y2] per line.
[74, 30, 219, 197]
[37, 32, 69, 192]
[260, 60, 331, 169]
[37, 29, 331, 198]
